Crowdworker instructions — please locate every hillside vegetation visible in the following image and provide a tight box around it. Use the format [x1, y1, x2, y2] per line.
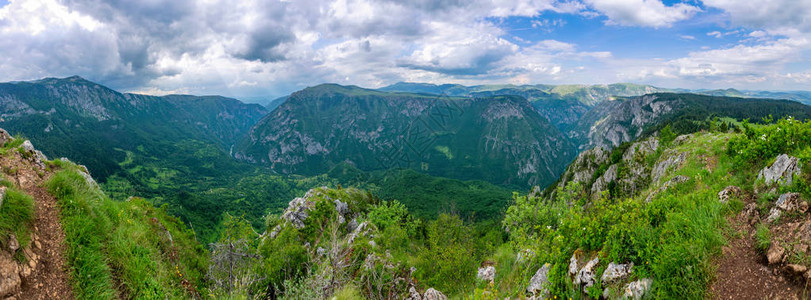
[214, 116, 811, 299]
[236, 84, 576, 188]
[0, 132, 208, 299]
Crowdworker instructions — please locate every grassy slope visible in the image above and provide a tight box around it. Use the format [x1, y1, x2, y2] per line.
[45, 161, 208, 299]
[494, 131, 760, 299]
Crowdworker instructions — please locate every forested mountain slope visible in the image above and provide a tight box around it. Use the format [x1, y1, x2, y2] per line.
[236, 84, 576, 188]
[0, 76, 268, 180]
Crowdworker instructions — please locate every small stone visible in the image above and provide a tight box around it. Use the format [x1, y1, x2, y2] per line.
[477, 265, 496, 283]
[718, 186, 742, 203]
[786, 264, 807, 275]
[27, 259, 35, 269]
[34, 240, 41, 250]
[767, 244, 785, 265]
[8, 234, 19, 252]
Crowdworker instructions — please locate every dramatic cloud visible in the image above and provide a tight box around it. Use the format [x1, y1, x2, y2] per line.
[0, 0, 810, 98]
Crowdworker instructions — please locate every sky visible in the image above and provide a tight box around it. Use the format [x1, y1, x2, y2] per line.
[0, 0, 810, 101]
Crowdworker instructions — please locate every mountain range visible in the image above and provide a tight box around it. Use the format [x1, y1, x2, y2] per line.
[2, 76, 811, 236]
[3, 76, 811, 299]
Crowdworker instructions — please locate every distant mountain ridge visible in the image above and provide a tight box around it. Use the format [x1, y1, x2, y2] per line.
[235, 83, 577, 188]
[0, 76, 268, 179]
[380, 82, 811, 105]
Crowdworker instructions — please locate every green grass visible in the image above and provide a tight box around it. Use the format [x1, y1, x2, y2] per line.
[0, 184, 35, 260]
[755, 224, 771, 253]
[499, 132, 744, 299]
[45, 164, 207, 299]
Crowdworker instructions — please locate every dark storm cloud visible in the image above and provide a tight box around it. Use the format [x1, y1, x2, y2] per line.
[235, 26, 294, 63]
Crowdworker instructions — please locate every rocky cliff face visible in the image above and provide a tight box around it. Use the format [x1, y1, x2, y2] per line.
[569, 94, 677, 151]
[236, 84, 576, 188]
[569, 93, 811, 152]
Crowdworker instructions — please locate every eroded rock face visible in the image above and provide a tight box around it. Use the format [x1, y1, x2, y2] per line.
[672, 134, 692, 145]
[623, 278, 652, 300]
[0, 253, 20, 298]
[19, 140, 47, 168]
[644, 175, 690, 202]
[577, 94, 676, 151]
[757, 154, 801, 187]
[569, 252, 582, 276]
[591, 164, 618, 200]
[766, 193, 807, 223]
[574, 257, 599, 291]
[558, 147, 609, 191]
[718, 186, 742, 203]
[651, 151, 687, 183]
[0, 128, 11, 145]
[601, 262, 633, 284]
[280, 195, 313, 229]
[423, 288, 447, 300]
[527, 263, 550, 297]
[477, 265, 495, 283]
[622, 138, 659, 161]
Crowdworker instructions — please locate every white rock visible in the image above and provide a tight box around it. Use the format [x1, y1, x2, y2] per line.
[767, 193, 807, 223]
[575, 257, 599, 292]
[527, 263, 550, 297]
[601, 262, 633, 284]
[623, 278, 652, 300]
[651, 151, 687, 183]
[477, 265, 496, 282]
[423, 288, 447, 300]
[757, 154, 801, 187]
[406, 286, 422, 300]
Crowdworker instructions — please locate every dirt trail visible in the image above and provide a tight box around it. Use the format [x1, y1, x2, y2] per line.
[710, 199, 807, 300]
[17, 185, 74, 300]
[1, 152, 73, 300]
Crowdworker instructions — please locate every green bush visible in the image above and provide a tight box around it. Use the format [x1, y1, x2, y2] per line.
[728, 117, 811, 166]
[416, 214, 478, 294]
[368, 200, 421, 237]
